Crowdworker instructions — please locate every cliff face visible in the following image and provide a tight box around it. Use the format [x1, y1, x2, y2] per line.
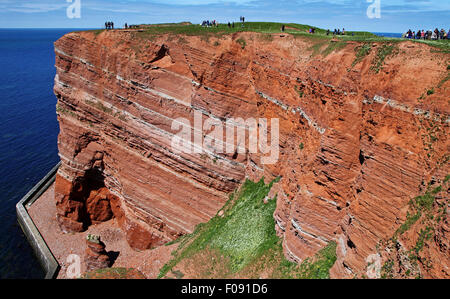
[54, 30, 449, 277]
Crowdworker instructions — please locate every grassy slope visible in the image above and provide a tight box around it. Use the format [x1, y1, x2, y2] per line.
[82, 268, 146, 279]
[382, 174, 449, 278]
[158, 178, 337, 279]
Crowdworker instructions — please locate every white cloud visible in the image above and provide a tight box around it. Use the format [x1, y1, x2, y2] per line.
[0, 0, 66, 13]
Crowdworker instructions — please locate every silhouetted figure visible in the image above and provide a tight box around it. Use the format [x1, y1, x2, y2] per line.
[281, 25, 285, 32]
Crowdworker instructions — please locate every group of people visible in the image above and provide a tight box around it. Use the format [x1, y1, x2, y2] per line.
[201, 20, 219, 27]
[201, 16, 246, 29]
[403, 28, 450, 40]
[105, 21, 114, 30]
[227, 22, 236, 28]
[239, 16, 246, 27]
[328, 28, 345, 35]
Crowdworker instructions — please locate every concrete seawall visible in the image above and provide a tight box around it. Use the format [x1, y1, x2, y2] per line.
[16, 162, 61, 279]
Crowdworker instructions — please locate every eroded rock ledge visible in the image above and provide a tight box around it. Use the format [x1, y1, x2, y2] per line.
[54, 29, 449, 278]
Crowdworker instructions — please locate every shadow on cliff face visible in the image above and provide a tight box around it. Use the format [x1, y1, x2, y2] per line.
[106, 250, 120, 266]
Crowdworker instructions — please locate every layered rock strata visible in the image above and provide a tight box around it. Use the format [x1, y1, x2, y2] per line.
[54, 30, 449, 277]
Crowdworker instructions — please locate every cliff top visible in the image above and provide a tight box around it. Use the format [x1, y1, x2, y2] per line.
[82, 21, 450, 52]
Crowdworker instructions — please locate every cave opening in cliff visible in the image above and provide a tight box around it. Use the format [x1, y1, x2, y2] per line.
[84, 168, 105, 191]
[347, 238, 356, 250]
[64, 167, 115, 231]
[358, 150, 366, 165]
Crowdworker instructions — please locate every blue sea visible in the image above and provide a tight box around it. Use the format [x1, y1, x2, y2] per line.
[372, 32, 403, 38]
[0, 29, 77, 278]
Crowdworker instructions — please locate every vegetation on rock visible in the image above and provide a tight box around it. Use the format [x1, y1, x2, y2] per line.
[158, 178, 337, 279]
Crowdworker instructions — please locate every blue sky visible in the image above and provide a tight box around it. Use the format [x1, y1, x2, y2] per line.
[0, 0, 448, 33]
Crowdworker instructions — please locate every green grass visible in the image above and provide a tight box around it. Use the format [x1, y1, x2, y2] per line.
[158, 178, 280, 277]
[412, 226, 433, 254]
[56, 104, 77, 118]
[437, 72, 450, 88]
[444, 175, 450, 184]
[120, 22, 370, 42]
[82, 268, 145, 279]
[92, 29, 105, 36]
[395, 211, 421, 236]
[385, 175, 448, 277]
[380, 260, 394, 279]
[158, 177, 337, 279]
[371, 44, 398, 73]
[294, 85, 304, 97]
[130, 22, 322, 40]
[82, 22, 449, 52]
[85, 99, 113, 114]
[236, 37, 247, 49]
[352, 43, 372, 67]
[84, 99, 127, 122]
[321, 41, 348, 57]
[274, 241, 337, 279]
[308, 41, 328, 56]
[414, 191, 436, 211]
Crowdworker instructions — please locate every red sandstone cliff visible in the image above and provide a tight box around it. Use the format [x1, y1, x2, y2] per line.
[54, 29, 449, 278]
